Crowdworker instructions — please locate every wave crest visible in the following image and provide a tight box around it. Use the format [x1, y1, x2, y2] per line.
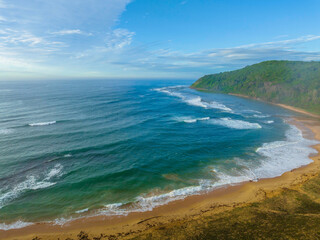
[0, 129, 13, 135]
[0, 164, 63, 210]
[0, 220, 33, 230]
[154, 86, 232, 112]
[209, 117, 262, 129]
[29, 121, 56, 127]
[175, 116, 210, 123]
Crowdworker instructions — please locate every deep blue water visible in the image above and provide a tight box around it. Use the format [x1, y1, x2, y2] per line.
[0, 80, 317, 229]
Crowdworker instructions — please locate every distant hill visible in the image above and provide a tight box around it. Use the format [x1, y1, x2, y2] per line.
[191, 61, 320, 114]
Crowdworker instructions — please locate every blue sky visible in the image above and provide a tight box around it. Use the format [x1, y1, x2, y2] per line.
[0, 0, 320, 80]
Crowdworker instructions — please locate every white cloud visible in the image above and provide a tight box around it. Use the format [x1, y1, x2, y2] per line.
[0, 29, 63, 47]
[51, 29, 90, 36]
[238, 35, 320, 49]
[0, 0, 7, 8]
[95, 35, 320, 76]
[0, 0, 132, 78]
[105, 28, 135, 50]
[0, 15, 7, 21]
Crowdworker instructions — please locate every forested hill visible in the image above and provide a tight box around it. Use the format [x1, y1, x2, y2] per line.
[191, 61, 320, 114]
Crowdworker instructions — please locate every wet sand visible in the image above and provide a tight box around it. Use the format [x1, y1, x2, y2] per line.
[1, 111, 320, 240]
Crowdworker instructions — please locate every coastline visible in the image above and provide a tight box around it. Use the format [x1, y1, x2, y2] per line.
[189, 87, 320, 118]
[1, 107, 320, 239]
[228, 93, 320, 119]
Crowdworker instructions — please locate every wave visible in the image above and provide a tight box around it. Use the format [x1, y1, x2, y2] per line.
[209, 117, 262, 129]
[243, 110, 262, 114]
[265, 120, 274, 124]
[0, 220, 33, 230]
[0, 164, 63, 210]
[0, 122, 318, 230]
[28, 121, 56, 127]
[252, 114, 270, 118]
[154, 86, 232, 112]
[253, 125, 318, 178]
[175, 116, 210, 123]
[88, 173, 255, 218]
[1, 124, 317, 229]
[75, 208, 89, 214]
[0, 128, 13, 135]
[91, 125, 318, 217]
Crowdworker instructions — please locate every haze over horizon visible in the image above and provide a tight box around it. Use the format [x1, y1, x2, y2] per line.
[1, 0, 320, 80]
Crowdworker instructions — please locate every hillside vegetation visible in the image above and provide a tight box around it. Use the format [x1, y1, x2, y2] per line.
[191, 61, 320, 114]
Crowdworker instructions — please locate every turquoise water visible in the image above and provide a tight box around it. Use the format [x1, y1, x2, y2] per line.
[0, 80, 318, 229]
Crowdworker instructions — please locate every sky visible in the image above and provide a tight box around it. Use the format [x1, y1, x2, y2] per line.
[0, 0, 320, 80]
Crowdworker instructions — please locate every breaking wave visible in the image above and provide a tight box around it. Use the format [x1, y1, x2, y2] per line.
[175, 116, 210, 123]
[154, 86, 232, 112]
[209, 118, 262, 129]
[0, 164, 63, 210]
[253, 125, 318, 178]
[29, 121, 56, 127]
[0, 220, 33, 231]
[0, 129, 13, 135]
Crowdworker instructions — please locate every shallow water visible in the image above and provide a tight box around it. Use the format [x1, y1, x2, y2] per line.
[0, 80, 318, 229]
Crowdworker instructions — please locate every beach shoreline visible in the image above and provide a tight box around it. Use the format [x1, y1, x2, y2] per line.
[1, 108, 320, 240]
[227, 93, 320, 119]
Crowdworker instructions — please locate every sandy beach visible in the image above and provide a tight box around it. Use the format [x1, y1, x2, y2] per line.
[1, 107, 320, 240]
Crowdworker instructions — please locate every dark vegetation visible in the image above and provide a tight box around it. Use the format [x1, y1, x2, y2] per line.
[191, 61, 320, 114]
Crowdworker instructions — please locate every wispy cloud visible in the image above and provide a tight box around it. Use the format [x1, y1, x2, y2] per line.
[50, 29, 92, 36]
[238, 35, 320, 49]
[0, 15, 7, 21]
[0, 28, 63, 47]
[92, 35, 320, 76]
[105, 28, 135, 50]
[0, 0, 132, 79]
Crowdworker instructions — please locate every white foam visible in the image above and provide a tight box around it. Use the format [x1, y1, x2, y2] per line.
[265, 120, 274, 124]
[184, 119, 197, 123]
[0, 164, 63, 209]
[0, 129, 13, 135]
[29, 121, 56, 127]
[75, 208, 89, 214]
[209, 117, 262, 130]
[154, 86, 232, 112]
[205, 101, 233, 112]
[175, 116, 210, 123]
[183, 96, 206, 108]
[243, 110, 262, 114]
[64, 154, 72, 158]
[184, 97, 232, 112]
[99, 203, 128, 215]
[253, 125, 318, 178]
[153, 86, 185, 98]
[44, 164, 63, 180]
[252, 114, 270, 118]
[0, 220, 33, 230]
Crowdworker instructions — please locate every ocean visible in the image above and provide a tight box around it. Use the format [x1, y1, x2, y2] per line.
[0, 80, 318, 230]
